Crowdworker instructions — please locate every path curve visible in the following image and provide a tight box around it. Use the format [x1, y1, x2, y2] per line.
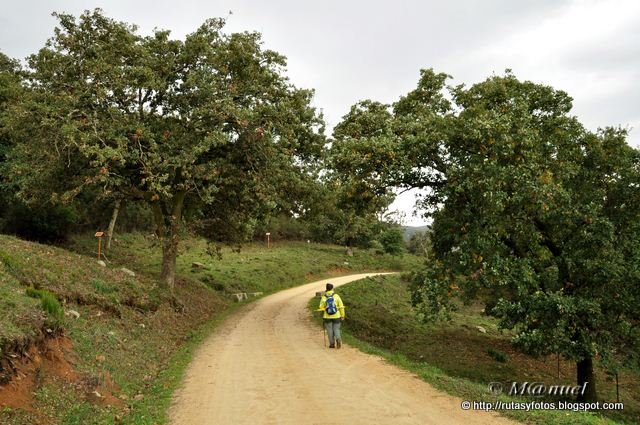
[169, 273, 516, 425]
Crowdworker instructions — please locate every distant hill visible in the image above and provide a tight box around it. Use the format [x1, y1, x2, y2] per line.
[402, 225, 430, 241]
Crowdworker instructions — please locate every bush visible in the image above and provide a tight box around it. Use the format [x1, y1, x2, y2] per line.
[407, 230, 431, 256]
[379, 226, 405, 255]
[2, 201, 77, 242]
[368, 239, 385, 255]
[254, 214, 310, 241]
[25, 287, 41, 298]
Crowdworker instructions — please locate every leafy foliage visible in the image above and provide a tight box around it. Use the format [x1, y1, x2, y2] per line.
[0, 51, 23, 224]
[6, 10, 324, 288]
[377, 224, 405, 255]
[414, 73, 639, 401]
[2, 201, 78, 242]
[336, 68, 640, 401]
[326, 101, 397, 247]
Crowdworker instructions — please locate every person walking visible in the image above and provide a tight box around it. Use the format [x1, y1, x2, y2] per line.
[318, 283, 345, 348]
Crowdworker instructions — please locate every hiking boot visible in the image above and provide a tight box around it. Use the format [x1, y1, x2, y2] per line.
[336, 339, 342, 349]
[329, 344, 335, 348]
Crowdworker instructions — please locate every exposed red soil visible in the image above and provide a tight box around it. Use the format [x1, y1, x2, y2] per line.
[0, 336, 75, 411]
[0, 335, 122, 413]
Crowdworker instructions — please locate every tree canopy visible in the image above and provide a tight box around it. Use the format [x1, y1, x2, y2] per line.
[0, 51, 24, 222]
[409, 72, 639, 402]
[327, 100, 397, 249]
[7, 10, 324, 288]
[333, 69, 640, 401]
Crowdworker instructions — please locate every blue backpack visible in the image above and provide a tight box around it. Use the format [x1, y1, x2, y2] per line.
[325, 293, 337, 315]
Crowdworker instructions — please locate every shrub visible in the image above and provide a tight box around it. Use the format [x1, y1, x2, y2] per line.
[407, 230, 431, 256]
[487, 348, 508, 363]
[368, 239, 385, 255]
[379, 226, 405, 255]
[2, 202, 77, 242]
[25, 287, 41, 298]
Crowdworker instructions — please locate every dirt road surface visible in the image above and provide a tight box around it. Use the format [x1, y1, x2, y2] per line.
[169, 273, 516, 425]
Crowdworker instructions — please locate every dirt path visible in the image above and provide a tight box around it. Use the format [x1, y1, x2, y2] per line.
[169, 273, 517, 425]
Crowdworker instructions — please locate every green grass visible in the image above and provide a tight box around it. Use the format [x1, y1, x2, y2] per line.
[0, 232, 420, 424]
[68, 233, 422, 294]
[89, 279, 119, 295]
[0, 264, 42, 361]
[308, 274, 639, 425]
[24, 287, 64, 324]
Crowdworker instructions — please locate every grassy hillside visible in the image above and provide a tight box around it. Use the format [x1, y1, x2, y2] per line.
[316, 275, 639, 425]
[0, 233, 420, 424]
[67, 233, 420, 294]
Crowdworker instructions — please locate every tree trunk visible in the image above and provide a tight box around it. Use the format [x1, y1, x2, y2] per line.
[106, 199, 121, 250]
[160, 235, 179, 289]
[576, 357, 597, 402]
[152, 191, 186, 292]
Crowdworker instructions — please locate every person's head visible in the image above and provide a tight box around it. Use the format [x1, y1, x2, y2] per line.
[326, 283, 334, 291]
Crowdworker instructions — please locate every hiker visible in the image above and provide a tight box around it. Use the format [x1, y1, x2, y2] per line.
[319, 283, 345, 348]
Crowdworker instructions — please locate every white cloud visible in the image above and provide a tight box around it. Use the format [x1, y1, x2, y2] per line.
[440, 0, 640, 146]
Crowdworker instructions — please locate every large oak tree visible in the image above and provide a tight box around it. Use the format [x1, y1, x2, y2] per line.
[334, 69, 640, 401]
[413, 72, 640, 402]
[8, 10, 324, 289]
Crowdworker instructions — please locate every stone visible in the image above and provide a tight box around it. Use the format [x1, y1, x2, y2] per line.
[97, 260, 107, 267]
[120, 267, 135, 277]
[476, 325, 487, 334]
[65, 309, 80, 319]
[191, 261, 206, 269]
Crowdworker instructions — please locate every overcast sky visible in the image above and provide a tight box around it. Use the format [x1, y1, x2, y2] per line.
[1, 0, 639, 225]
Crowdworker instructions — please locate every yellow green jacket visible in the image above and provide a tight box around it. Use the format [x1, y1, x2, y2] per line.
[319, 290, 345, 319]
